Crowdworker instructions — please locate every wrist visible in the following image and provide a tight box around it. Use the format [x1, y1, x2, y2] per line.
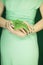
[33, 19, 43, 33]
[4, 21, 8, 28]
[0, 17, 8, 28]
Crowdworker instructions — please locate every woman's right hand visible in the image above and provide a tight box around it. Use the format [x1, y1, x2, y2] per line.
[5, 21, 27, 37]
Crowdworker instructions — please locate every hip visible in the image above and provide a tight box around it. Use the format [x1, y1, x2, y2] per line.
[1, 28, 38, 45]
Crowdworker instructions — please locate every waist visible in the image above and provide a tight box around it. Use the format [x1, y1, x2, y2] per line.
[6, 16, 35, 25]
[6, 11, 35, 25]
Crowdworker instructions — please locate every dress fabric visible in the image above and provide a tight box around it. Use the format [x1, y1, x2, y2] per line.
[1, 0, 43, 65]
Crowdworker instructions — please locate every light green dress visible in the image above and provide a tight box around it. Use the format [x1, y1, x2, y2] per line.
[1, 0, 43, 65]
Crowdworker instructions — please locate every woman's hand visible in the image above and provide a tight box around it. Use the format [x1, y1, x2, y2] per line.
[5, 21, 26, 37]
[5, 20, 33, 37]
[31, 19, 43, 33]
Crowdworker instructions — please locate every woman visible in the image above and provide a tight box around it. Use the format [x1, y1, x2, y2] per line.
[0, 0, 43, 65]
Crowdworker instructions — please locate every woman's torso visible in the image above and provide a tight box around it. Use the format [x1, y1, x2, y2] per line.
[2, 0, 43, 24]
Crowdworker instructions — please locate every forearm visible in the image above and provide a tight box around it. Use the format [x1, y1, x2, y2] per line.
[0, 2, 4, 16]
[0, 2, 7, 28]
[0, 17, 7, 28]
[33, 19, 43, 33]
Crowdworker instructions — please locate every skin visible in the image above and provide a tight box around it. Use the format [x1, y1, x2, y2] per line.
[33, 3, 43, 33]
[0, 1, 43, 37]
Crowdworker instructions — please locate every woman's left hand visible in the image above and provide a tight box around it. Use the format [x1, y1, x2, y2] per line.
[23, 21, 34, 34]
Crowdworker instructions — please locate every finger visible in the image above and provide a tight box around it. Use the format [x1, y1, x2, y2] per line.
[28, 27, 32, 33]
[10, 21, 14, 28]
[19, 28, 26, 34]
[7, 24, 16, 34]
[10, 24, 14, 29]
[23, 21, 29, 26]
[23, 21, 31, 33]
[24, 21, 33, 34]
[28, 25, 34, 34]
[24, 21, 33, 30]
[15, 30, 26, 37]
[6, 21, 14, 29]
[22, 28, 29, 35]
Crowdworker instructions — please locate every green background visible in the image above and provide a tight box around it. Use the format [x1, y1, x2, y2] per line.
[35, 8, 43, 65]
[0, 8, 43, 65]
